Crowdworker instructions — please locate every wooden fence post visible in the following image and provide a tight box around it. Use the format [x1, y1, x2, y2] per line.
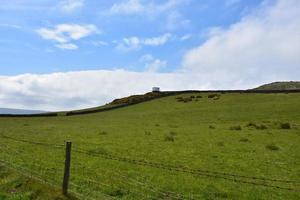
[62, 141, 72, 195]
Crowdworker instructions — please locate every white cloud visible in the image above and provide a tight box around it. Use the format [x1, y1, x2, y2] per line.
[92, 41, 109, 46]
[0, 24, 22, 29]
[0, 70, 201, 111]
[55, 43, 78, 50]
[117, 33, 172, 51]
[110, 0, 143, 15]
[108, 0, 189, 16]
[140, 54, 154, 62]
[143, 33, 172, 46]
[165, 11, 190, 30]
[180, 34, 192, 41]
[117, 37, 141, 51]
[36, 24, 98, 50]
[145, 59, 167, 72]
[59, 0, 85, 12]
[140, 54, 167, 72]
[182, 0, 300, 87]
[225, 0, 241, 7]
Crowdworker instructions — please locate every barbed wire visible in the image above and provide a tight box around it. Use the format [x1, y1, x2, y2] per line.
[0, 159, 60, 189]
[1, 135, 300, 194]
[2, 134, 299, 184]
[73, 148, 300, 192]
[102, 168, 187, 200]
[0, 134, 64, 148]
[73, 164, 177, 200]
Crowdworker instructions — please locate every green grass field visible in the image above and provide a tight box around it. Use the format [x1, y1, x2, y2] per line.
[0, 92, 300, 200]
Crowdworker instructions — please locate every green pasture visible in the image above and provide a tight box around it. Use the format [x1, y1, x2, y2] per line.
[0, 92, 300, 200]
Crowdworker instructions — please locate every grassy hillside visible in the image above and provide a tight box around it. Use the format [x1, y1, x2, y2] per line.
[254, 81, 300, 90]
[0, 92, 300, 200]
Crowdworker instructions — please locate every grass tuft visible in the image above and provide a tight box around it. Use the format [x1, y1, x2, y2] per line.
[239, 138, 249, 142]
[144, 131, 151, 135]
[217, 142, 224, 147]
[99, 131, 107, 135]
[164, 135, 175, 142]
[202, 185, 228, 199]
[266, 144, 280, 151]
[229, 125, 242, 131]
[209, 125, 215, 129]
[246, 122, 267, 130]
[169, 131, 177, 136]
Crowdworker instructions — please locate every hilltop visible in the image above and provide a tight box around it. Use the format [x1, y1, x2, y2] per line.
[254, 81, 300, 90]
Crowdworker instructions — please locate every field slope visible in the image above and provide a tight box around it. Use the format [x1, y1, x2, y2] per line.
[0, 92, 300, 200]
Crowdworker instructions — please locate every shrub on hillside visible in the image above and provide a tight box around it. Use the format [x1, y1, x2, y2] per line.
[145, 131, 151, 135]
[256, 124, 267, 130]
[110, 92, 161, 105]
[239, 138, 249, 142]
[246, 122, 257, 128]
[246, 122, 267, 130]
[196, 95, 202, 98]
[99, 131, 107, 135]
[280, 122, 291, 129]
[209, 125, 215, 129]
[217, 142, 224, 147]
[208, 94, 221, 99]
[164, 135, 175, 142]
[108, 189, 127, 197]
[183, 97, 193, 103]
[266, 144, 280, 151]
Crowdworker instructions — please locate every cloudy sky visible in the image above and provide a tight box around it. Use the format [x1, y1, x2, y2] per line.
[0, 0, 299, 111]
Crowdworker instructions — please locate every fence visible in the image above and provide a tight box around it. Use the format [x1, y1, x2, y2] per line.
[0, 134, 299, 200]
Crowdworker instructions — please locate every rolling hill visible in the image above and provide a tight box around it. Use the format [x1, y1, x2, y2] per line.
[0, 92, 300, 199]
[254, 81, 300, 90]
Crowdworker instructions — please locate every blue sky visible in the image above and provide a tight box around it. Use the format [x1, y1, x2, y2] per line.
[0, 0, 263, 75]
[0, 0, 299, 111]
